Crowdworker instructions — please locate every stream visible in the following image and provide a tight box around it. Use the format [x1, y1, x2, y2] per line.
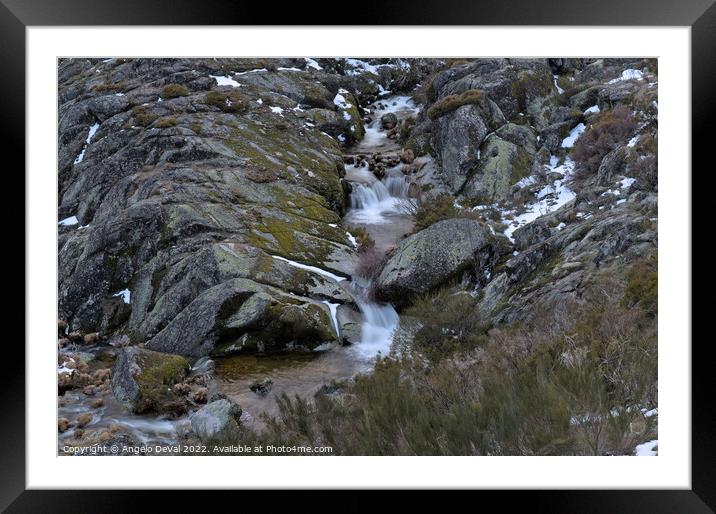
[58, 94, 421, 448]
[216, 94, 420, 429]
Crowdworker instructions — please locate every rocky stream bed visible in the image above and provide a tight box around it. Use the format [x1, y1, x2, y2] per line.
[57, 58, 658, 454]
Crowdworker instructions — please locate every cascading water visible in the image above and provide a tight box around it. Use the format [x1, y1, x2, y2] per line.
[350, 300, 399, 360]
[213, 94, 418, 429]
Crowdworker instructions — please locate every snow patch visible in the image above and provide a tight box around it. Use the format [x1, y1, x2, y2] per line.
[210, 75, 242, 87]
[503, 159, 577, 242]
[304, 58, 322, 70]
[333, 91, 353, 110]
[59, 216, 79, 226]
[608, 69, 644, 84]
[73, 122, 100, 164]
[271, 255, 347, 283]
[113, 288, 131, 304]
[635, 439, 658, 456]
[561, 123, 585, 148]
[553, 75, 565, 94]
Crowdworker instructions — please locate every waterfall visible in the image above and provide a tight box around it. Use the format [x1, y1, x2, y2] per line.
[350, 181, 394, 210]
[347, 174, 409, 225]
[350, 299, 399, 360]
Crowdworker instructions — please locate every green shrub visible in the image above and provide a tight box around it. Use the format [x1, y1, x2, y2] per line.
[153, 116, 178, 128]
[160, 83, 189, 98]
[204, 90, 249, 113]
[427, 89, 485, 120]
[92, 81, 126, 93]
[405, 288, 489, 362]
[414, 193, 458, 231]
[623, 256, 657, 316]
[131, 106, 159, 127]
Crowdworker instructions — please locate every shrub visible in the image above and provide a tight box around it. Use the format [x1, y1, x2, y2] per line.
[405, 288, 489, 362]
[160, 83, 189, 98]
[623, 256, 657, 316]
[92, 81, 126, 93]
[354, 244, 385, 277]
[413, 193, 458, 231]
[217, 260, 657, 456]
[349, 226, 374, 251]
[399, 116, 416, 143]
[410, 193, 486, 233]
[427, 89, 485, 120]
[131, 106, 159, 127]
[153, 116, 178, 128]
[204, 90, 249, 113]
[630, 155, 657, 192]
[571, 105, 638, 179]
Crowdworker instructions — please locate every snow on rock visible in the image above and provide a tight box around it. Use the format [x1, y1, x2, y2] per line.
[608, 69, 644, 84]
[584, 105, 600, 115]
[627, 135, 639, 147]
[333, 89, 353, 110]
[59, 216, 79, 226]
[113, 288, 131, 304]
[271, 255, 347, 283]
[634, 439, 658, 456]
[620, 177, 636, 189]
[235, 68, 267, 76]
[304, 58, 322, 70]
[210, 75, 242, 88]
[502, 159, 577, 242]
[553, 75, 565, 94]
[73, 122, 100, 164]
[343, 58, 380, 76]
[561, 123, 585, 148]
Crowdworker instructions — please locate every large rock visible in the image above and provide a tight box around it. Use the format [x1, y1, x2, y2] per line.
[190, 399, 243, 442]
[145, 278, 338, 357]
[460, 135, 533, 202]
[431, 104, 490, 192]
[111, 347, 190, 415]
[56, 58, 364, 348]
[375, 218, 500, 304]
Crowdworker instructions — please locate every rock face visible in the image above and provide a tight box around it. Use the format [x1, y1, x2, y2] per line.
[376, 218, 500, 304]
[57, 58, 427, 357]
[190, 399, 243, 442]
[393, 57, 657, 329]
[111, 347, 190, 415]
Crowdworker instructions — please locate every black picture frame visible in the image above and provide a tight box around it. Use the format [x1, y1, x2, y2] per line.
[3, 0, 712, 510]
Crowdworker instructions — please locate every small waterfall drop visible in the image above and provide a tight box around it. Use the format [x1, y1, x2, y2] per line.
[350, 300, 399, 360]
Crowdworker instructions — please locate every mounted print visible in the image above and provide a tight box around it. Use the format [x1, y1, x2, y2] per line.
[56, 57, 659, 457]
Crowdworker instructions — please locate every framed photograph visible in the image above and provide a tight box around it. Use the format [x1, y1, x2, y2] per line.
[6, 0, 712, 509]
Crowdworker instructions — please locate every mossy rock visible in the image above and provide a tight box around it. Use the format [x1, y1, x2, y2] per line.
[461, 136, 534, 202]
[427, 89, 487, 120]
[111, 347, 189, 415]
